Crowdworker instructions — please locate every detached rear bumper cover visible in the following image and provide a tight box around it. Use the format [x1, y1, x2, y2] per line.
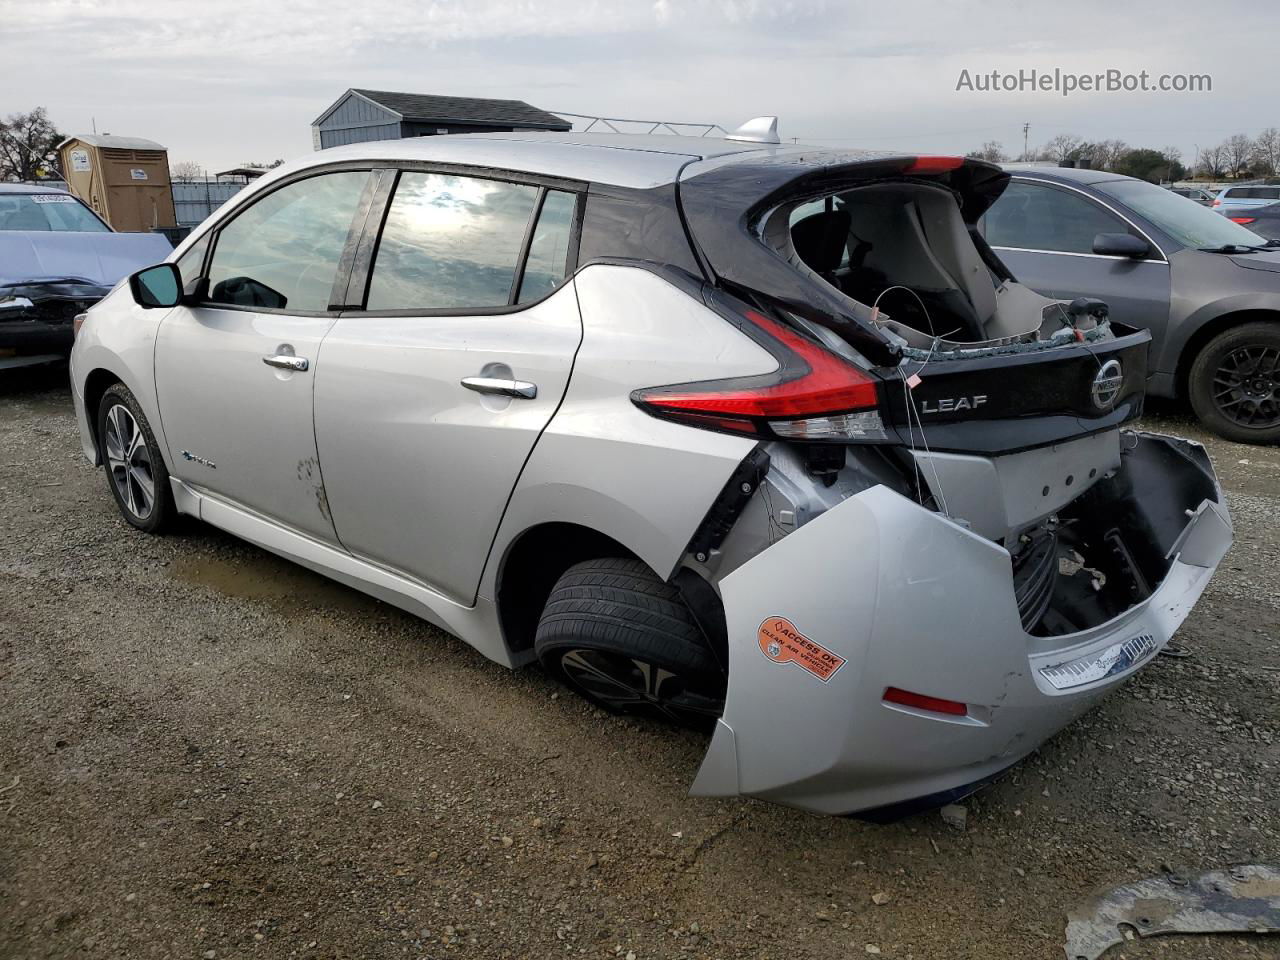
[692, 434, 1230, 815]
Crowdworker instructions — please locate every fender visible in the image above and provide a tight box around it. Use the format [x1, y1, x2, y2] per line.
[70, 284, 177, 474]
[1156, 291, 1280, 393]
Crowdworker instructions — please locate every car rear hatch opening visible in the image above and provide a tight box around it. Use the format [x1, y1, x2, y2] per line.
[678, 153, 1154, 454]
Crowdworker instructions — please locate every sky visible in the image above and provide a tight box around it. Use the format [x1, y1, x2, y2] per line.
[2, 0, 1276, 172]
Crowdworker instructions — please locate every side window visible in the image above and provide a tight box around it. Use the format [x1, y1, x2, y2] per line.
[365, 173, 539, 311]
[206, 171, 369, 312]
[981, 181, 1128, 255]
[176, 234, 210, 288]
[789, 198, 827, 227]
[517, 190, 577, 304]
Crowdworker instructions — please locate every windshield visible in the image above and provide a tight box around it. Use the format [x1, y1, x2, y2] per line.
[1095, 179, 1265, 249]
[0, 193, 110, 233]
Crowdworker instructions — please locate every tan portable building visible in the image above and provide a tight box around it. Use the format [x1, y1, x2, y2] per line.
[57, 134, 177, 232]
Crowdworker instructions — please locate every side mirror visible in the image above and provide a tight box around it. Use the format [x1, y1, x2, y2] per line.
[129, 262, 183, 308]
[1093, 232, 1150, 259]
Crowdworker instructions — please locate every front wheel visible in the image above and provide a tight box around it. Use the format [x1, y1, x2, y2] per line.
[534, 558, 726, 730]
[96, 383, 173, 533]
[1188, 322, 1280, 444]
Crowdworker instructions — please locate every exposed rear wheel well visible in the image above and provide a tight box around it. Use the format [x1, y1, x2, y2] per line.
[497, 523, 638, 658]
[82, 368, 124, 454]
[1176, 310, 1280, 397]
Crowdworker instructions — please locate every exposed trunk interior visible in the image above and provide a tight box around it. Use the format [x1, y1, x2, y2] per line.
[778, 181, 1109, 354]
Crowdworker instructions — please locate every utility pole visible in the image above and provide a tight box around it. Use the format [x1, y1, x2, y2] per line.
[1022, 123, 1030, 161]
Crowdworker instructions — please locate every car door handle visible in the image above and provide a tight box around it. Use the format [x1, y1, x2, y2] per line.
[262, 354, 309, 372]
[460, 376, 537, 399]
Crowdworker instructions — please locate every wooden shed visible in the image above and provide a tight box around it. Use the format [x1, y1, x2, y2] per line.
[57, 134, 177, 233]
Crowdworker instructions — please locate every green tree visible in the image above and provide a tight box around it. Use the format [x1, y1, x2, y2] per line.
[1115, 147, 1183, 183]
[0, 107, 64, 181]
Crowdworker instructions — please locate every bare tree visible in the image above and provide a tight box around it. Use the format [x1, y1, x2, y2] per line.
[0, 107, 64, 181]
[1222, 134, 1254, 178]
[1253, 127, 1280, 177]
[1040, 133, 1085, 165]
[171, 160, 203, 183]
[965, 140, 1007, 163]
[1092, 139, 1129, 171]
[1158, 146, 1186, 183]
[1199, 143, 1225, 178]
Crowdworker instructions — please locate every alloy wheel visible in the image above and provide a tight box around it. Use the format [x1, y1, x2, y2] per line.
[1212, 345, 1280, 429]
[558, 648, 724, 726]
[103, 403, 156, 520]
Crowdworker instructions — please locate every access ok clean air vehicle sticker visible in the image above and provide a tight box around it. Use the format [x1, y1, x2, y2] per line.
[757, 617, 846, 682]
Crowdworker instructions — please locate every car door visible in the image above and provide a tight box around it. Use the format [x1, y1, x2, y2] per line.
[313, 170, 583, 604]
[980, 178, 1171, 345]
[154, 168, 376, 542]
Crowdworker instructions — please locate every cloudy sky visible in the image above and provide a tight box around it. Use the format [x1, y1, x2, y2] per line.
[3, 0, 1275, 171]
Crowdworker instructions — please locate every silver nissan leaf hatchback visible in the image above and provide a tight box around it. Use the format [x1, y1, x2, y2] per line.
[70, 122, 1231, 817]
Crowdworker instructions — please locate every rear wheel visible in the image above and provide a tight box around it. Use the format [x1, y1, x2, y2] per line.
[97, 383, 173, 533]
[534, 558, 726, 730]
[1188, 322, 1280, 444]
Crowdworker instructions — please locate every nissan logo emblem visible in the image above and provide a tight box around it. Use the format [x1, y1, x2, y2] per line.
[1091, 359, 1124, 410]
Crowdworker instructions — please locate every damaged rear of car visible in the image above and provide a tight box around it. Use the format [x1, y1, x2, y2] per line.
[655, 150, 1232, 815]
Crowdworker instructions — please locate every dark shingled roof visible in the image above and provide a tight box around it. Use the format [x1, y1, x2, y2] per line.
[351, 90, 571, 131]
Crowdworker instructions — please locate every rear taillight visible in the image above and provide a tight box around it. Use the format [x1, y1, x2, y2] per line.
[1231, 217, 1257, 224]
[1212, 198, 1222, 207]
[73, 312, 88, 337]
[631, 309, 885, 441]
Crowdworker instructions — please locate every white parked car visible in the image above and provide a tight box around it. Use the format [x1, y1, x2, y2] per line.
[70, 123, 1231, 818]
[1212, 184, 1280, 212]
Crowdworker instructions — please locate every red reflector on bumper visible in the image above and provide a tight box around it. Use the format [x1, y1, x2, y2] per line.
[883, 686, 968, 716]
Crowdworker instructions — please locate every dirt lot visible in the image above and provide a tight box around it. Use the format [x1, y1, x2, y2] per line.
[1, 366, 1277, 960]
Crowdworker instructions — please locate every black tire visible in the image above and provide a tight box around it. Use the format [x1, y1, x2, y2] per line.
[96, 382, 173, 533]
[1188, 322, 1280, 444]
[534, 558, 726, 730]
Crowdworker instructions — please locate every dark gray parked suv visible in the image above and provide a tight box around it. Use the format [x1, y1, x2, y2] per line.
[981, 166, 1280, 443]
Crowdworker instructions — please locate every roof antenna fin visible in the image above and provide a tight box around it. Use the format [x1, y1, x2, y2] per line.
[725, 116, 780, 145]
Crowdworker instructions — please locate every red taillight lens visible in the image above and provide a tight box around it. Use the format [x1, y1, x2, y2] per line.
[1231, 217, 1257, 224]
[902, 156, 965, 174]
[1212, 198, 1222, 207]
[631, 309, 883, 441]
[883, 686, 968, 717]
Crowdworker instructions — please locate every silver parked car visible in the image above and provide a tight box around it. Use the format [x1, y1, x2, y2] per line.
[70, 126, 1231, 818]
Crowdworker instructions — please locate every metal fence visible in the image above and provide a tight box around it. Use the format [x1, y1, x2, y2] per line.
[171, 180, 247, 228]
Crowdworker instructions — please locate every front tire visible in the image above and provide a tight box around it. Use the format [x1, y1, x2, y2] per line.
[534, 558, 726, 730]
[1188, 322, 1280, 444]
[96, 383, 173, 532]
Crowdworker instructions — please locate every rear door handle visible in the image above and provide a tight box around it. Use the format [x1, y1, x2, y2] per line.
[263, 354, 309, 371]
[461, 376, 537, 399]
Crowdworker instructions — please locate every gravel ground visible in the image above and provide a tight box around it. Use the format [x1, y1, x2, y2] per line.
[1, 366, 1277, 960]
